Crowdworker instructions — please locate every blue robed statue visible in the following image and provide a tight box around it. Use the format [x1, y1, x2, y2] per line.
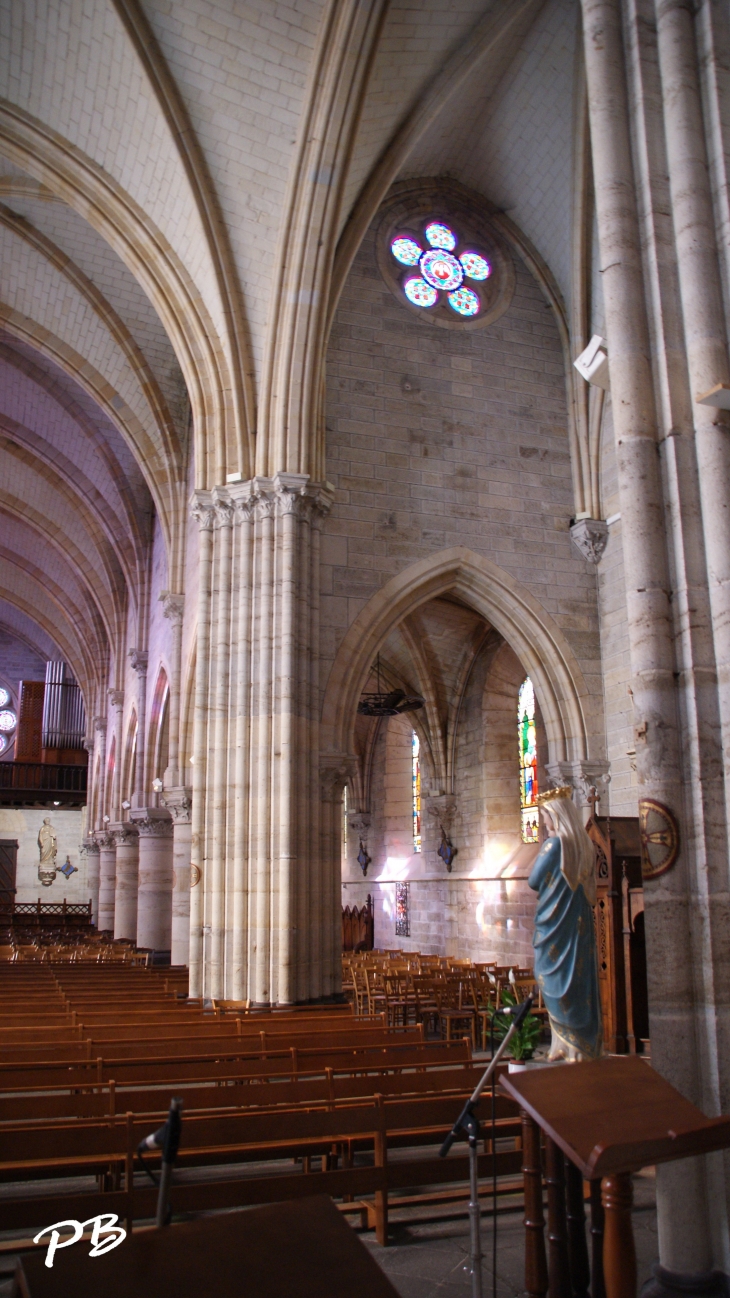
[528, 786, 602, 1061]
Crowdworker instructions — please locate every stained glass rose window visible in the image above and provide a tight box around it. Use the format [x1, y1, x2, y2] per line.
[390, 219, 492, 317]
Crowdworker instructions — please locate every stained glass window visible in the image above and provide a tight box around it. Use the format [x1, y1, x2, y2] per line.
[395, 880, 410, 936]
[390, 218, 492, 318]
[412, 730, 421, 853]
[0, 690, 17, 755]
[519, 678, 539, 843]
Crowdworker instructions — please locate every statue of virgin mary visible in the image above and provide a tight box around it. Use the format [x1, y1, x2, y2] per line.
[528, 787, 602, 1061]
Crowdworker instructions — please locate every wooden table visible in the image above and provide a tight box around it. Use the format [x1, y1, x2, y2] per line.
[12, 1195, 402, 1298]
[500, 1056, 730, 1298]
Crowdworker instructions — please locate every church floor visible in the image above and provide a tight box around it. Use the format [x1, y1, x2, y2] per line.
[361, 1173, 658, 1298]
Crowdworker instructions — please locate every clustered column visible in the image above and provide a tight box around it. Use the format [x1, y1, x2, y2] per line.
[189, 474, 333, 1003]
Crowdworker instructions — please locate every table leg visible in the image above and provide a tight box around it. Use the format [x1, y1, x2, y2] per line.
[545, 1137, 571, 1298]
[521, 1111, 548, 1298]
[565, 1159, 590, 1298]
[601, 1172, 636, 1298]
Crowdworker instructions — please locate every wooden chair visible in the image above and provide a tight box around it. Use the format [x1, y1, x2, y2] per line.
[436, 979, 475, 1048]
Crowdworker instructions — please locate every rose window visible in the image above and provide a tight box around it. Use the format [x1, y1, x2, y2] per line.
[390, 220, 491, 317]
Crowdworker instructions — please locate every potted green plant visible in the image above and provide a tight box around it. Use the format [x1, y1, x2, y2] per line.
[492, 988, 541, 1063]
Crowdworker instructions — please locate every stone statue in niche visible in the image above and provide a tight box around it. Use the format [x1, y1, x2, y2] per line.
[37, 817, 58, 887]
[528, 787, 602, 1061]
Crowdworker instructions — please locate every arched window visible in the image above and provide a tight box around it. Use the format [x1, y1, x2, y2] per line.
[412, 730, 421, 853]
[0, 685, 17, 756]
[518, 678, 539, 843]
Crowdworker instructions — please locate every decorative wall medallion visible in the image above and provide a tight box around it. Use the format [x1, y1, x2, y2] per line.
[638, 798, 680, 879]
[59, 856, 77, 879]
[376, 179, 514, 331]
[190, 864, 201, 888]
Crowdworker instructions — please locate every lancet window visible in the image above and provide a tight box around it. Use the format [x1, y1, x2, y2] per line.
[519, 677, 539, 843]
[412, 730, 421, 853]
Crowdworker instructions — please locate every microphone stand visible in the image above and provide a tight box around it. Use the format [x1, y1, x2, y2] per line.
[137, 1096, 183, 1228]
[439, 997, 534, 1298]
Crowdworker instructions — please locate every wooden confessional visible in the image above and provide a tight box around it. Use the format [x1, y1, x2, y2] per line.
[342, 896, 374, 952]
[586, 813, 649, 1054]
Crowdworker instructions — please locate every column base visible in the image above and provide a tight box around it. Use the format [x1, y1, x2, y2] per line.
[642, 1265, 729, 1298]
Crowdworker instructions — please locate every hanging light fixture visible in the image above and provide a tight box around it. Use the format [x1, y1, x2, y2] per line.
[357, 655, 424, 718]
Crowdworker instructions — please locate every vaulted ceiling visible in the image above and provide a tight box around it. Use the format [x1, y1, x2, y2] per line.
[0, 0, 582, 712]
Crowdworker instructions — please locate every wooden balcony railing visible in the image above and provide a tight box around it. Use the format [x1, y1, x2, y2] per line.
[0, 761, 88, 806]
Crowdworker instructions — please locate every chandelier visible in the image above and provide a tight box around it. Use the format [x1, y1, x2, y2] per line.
[357, 656, 424, 718]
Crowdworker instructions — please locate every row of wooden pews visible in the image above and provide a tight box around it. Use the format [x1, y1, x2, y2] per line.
[0, 963, 524, 1251]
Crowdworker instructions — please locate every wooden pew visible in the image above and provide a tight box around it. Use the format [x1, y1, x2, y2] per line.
[0, 1090, 524, 1246]
[0, 1038, 472, 1091]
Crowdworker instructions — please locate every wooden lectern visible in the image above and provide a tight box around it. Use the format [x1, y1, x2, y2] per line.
[11, 1195, 402, 1298]
[500, 1056, 730, 1298]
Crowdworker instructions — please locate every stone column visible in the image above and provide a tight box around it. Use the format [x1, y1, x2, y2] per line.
[129, 649, 149, 810]
[188, 494, 215, 998]
[96, 830, 116, 933]
[92, 716, 107, 828]
[108, 689, 124, 820]
[112, 824, 139, 943]
[160, 593, 184, 788]
[163, 787, 192, 967]
[80, 838, 100, 927]
[189, 475, 333, 1003]
[132, 810, 174, 954]
[582, 0, 718, 1277]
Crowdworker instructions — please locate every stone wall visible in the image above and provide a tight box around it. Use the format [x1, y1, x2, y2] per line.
[0, 806, 88, 904]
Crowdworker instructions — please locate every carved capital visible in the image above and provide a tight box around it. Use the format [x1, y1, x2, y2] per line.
[320, 754, 357, 798]
[348, 813, 371, 841]
[129, 648, 148, 677]
[111, 825, 138, 847]
[426, 795, 458, 835]
[159, 591, 184, 626]
[132, 815, 174, 839]
[212, 487, 235, 529]
[191, 489, 215, 531]
[570, 518, 609, 564]
[545, 760, 610, 807]
[94, 831, 115, 850]
[79, 838, 100, 858]
[108, 689, 124, 708]
[162, 786, 193, 823]
[93, 715, 107, 733]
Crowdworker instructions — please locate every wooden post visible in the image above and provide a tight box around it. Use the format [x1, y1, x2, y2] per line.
[621, 869, 636, 1054]
[565, 1159, 590, 1298]
[589, 1179, 606, 1298]
[601, 1172, 636, 1298]
[545, 1137, 571, 1298]
[521, 1110, 548, 1298]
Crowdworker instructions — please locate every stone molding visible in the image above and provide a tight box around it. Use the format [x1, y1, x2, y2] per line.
[569, 517, 609, 564]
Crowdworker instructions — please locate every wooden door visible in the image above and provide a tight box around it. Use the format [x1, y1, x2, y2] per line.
[0, 839, 17, 913]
